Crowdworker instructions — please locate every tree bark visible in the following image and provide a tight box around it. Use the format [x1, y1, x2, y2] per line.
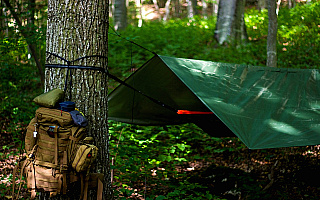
[46, 0, 111, 199]
[267, 0, 277, 68]
[231, 0, 248, 46]
[214, 0, 247, 45]
[114, 0, 128, 31]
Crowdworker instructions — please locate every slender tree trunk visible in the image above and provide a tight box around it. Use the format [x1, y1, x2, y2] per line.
[213, 0, 219, 17]
[46, 0, 111, 199]
[192, 0, 198, 16]
[288, 0, 295, 9]
[187, 0, 198, 18]
[231, 0, 248, 46]
[214, 0, 247, 45]
[1, 0, 5, 36]
[27, 0, 36, 61]
[114, 0, 128, 31]
[163, 0, 171, 21]
[267, 0, 277, 67]
[3, 0, 45, 86]
[27, 0, 35, 24]
[110, 0, 114, 18]
[215, 0, 236, 44]
[153, 0, 162, 20]
[136, 0, 144, 27]
[173, 0, 181, 18]
[257, 0, 267, 10]
[202, 0, 207, 19]
[276, 0, 281, 15]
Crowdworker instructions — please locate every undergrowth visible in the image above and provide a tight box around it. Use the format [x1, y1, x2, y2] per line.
[1, 1, 320, 199]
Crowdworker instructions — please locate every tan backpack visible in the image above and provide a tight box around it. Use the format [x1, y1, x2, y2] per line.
[12, 107, 103, 199]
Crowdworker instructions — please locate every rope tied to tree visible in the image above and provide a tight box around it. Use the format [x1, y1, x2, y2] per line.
[45, 52, 178, 114]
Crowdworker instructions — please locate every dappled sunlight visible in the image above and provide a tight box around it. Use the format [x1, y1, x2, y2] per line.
[267, 119, 301, 135]
[302, 145, 320, 157]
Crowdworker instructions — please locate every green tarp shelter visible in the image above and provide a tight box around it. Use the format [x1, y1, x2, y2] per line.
[108, 54, 320, 149]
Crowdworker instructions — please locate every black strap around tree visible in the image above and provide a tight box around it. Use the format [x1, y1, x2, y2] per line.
[45, 51, 178, 114]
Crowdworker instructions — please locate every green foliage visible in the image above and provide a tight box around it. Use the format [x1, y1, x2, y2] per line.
[107, 3, 320, 198]
[108, 16, 217, 77]
[0, 2, 46, 151]
[0, 37, 43, 144]
[109, 121, 245, 199]
[1, 1, 320, 198]
[109, 2, 319, 77]
[164, 180, 223, 199]
[277, 2, 320, 68]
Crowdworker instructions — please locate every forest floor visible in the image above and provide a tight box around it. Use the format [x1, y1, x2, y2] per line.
[2, 124, 320, 199]
[116, 145, 320, 200]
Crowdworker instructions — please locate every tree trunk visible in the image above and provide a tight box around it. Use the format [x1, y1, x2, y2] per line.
[136, 0, 144, 27]
[173, 0, 181, 18]
[46, 0, 111, 199]
[231, 0, 248, 46]
[1, 0, 5, 37]
[214, 0, 247, 45]
[27, 0, 36, 63]
[153, 0, 162, 20]
[192, 0, 198, 16]
[202, 0, 207, 19]
[163, 0, 171, 21]
[213, 0, 219, 17]
[110, 0, 115, 18]
[257, 0, 267, 10]
[27, 0, 36, 24]
[3, 0, 45, 85]
[114, 0, 128, 31]
[267, 0, 277, 68]
[276, 0, 281, 15]
[288, 0, 295, 9]
[187, 0, 198, 18]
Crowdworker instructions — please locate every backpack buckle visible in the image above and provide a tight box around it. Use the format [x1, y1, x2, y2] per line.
[28, 153, 35, 160]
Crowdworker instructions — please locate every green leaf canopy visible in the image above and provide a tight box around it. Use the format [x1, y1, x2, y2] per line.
[108, 55, 320, 149]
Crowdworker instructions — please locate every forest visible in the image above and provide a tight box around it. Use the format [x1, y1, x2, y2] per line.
[1, 0, 320, 199]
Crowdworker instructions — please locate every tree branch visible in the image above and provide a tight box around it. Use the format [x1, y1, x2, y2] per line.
[3, 0, 45, 86]
[263, 160, 279, 191]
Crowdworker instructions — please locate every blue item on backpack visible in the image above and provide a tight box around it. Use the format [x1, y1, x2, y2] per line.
[69, 110, 88, 127]
[59, 101, 75, 112]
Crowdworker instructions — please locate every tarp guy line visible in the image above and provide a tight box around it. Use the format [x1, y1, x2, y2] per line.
[45, 52, 178, 115]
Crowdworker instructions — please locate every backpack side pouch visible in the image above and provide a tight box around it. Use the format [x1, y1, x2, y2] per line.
[67, 127, 87, 165]
[72, 144, 98, 173]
